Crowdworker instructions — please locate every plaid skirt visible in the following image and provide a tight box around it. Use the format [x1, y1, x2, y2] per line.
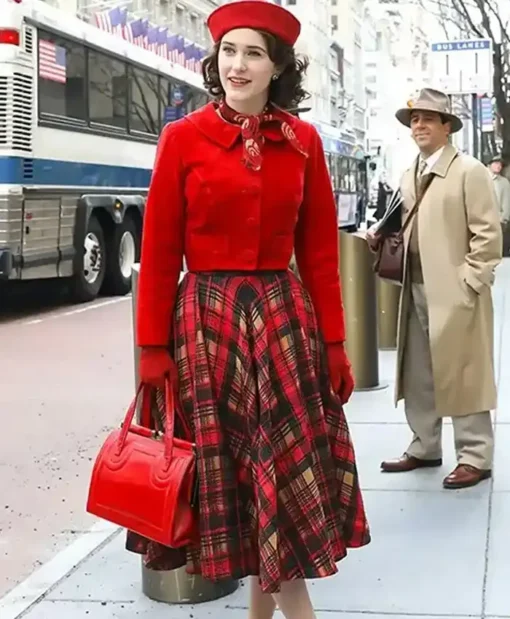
[126, 270, 370, 593]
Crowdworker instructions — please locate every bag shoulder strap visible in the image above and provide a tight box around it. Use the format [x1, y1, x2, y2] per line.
[400, 172, 435, 235]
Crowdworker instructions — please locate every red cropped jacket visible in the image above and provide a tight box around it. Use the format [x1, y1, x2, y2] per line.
[136, 102, 346, 347]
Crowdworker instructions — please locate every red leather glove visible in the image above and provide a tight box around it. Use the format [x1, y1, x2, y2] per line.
[139, 346, 178, 390]
[327, 342, 355, 404]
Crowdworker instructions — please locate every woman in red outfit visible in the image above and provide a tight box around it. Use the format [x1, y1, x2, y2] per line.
[127, 1, 370, 617]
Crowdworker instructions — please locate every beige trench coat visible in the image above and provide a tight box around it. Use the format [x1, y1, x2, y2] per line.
[395, 144, 502, 416]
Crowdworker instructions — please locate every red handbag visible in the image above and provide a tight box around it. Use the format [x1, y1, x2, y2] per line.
[86, 379, 197, 548]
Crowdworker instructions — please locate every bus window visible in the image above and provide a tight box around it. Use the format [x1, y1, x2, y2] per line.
[348, 159, 356, 192]
[188, 91, 209, 112]
[331, 154, 340, 191]
[88, 50, 128, 131]
[129, 66, 159, 135]
[159, 78, 208, 128]
[340, 157, 350, 191]
[159, 78, 188, 127]
[326, 153, 333, 187]
[38, 31, 87, 122]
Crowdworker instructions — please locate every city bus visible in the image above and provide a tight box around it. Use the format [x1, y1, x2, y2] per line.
[0, 0, 366, 303]
[312, 120, 369, 231]
[0, 0, 208, 301]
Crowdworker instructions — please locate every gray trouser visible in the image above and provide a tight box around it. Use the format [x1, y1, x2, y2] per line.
[402, 283, 493, 470]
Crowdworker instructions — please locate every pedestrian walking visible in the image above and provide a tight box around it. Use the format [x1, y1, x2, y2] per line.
[487, 155, 510, 256]
[126, 1, 370, 617]
[370, 88, 502, 489]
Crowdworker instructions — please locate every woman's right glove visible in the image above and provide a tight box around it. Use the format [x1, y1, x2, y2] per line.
[326, 342, 355, 405]
[139, 346, 178, 390]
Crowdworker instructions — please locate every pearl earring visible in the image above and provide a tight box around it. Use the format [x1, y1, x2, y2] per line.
[272, 74, 279, 81]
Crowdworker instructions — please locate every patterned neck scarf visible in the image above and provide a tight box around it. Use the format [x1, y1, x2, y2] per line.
[217, 99, 306, 171]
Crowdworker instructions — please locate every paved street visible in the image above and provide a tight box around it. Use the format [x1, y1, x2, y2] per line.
[0, 285, 135, 598]
[1, 259, 509, 619]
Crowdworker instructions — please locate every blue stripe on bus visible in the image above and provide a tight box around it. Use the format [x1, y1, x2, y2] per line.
[0, 156, 152, 187]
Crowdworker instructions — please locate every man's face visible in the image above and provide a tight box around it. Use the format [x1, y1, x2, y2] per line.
[410, 111, 450, 154]
[490, 161, 503, 175]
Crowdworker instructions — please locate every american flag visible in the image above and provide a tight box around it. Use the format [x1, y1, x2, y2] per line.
[39, 39, 67, 84]
[93, 6, 127, 36]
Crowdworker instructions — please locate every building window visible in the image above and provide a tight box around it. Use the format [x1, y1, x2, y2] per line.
[190, 13, 198, 39]
[176, 6, 184, 30]
[38, 31, 87, 122]
[129, 67, 159, 135]
[88, 51, 127, 130]
[331, 15, 338, 31]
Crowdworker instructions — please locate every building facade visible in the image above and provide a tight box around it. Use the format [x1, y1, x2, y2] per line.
[363, 0, 438, 186]
[330, 0, 367, 148]
[274, 0, 336, 124]
[363, 3, 413, 187]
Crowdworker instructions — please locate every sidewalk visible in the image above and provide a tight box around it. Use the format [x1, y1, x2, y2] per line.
[2, 259, 510, 619]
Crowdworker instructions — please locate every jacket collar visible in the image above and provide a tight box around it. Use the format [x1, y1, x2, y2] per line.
[185, 101, 299, 150]
[428, 142, 459, 178]
[407, 142, 459, 179]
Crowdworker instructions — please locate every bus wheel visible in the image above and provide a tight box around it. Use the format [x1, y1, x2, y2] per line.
[72, 215, 106, 302]
[102, 214, 139, 296]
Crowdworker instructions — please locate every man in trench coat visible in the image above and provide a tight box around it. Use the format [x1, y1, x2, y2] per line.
[380, 88, 502, 489]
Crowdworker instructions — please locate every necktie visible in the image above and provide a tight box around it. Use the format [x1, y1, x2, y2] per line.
[416, 159, 429, 197]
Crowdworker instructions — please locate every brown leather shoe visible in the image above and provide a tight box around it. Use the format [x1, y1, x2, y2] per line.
[443, 464, 492, 489]
[381, 454, 442, 473]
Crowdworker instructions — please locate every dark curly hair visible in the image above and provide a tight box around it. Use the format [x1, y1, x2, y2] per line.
[202, 30, 310, 110]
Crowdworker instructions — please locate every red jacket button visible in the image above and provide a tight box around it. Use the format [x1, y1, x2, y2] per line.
[243, 249, 255, 261]
[247, 217, 256, 226]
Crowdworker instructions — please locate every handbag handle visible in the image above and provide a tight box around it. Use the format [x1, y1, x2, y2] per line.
[115, 379, 177, 466]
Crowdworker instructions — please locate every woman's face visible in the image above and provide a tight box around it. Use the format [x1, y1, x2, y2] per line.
[218, 28, 277, 114]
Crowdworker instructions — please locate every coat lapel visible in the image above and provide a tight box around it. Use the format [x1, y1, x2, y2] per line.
[401, 162, 418, 227]
[401, 143, 459, 228]
[430, 143, 459, 178]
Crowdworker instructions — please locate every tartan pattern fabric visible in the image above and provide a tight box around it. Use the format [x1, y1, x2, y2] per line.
[126, 270, 370, 593]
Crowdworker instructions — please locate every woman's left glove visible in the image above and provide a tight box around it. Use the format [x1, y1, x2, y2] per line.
[326, 342, 355, 404]
[139, 346, 178, 391]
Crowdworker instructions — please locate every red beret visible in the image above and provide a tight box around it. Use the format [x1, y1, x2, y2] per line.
[207, 0, 301, 47]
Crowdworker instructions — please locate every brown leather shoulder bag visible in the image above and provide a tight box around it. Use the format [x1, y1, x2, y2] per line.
[374, 174, 434, 284]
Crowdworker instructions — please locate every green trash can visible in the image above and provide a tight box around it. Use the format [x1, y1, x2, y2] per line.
[131, 264, 239, 603]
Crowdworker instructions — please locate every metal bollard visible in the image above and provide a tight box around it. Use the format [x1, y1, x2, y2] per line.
[131, 264, 239, 604]
[338, 232, 387, 391]
[376, 277, 400, 350]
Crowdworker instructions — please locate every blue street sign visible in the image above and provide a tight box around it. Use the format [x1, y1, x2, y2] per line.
[431, 40, 491, 52]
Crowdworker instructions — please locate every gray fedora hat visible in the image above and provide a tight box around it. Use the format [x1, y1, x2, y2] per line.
[396, 87, 463, 133]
